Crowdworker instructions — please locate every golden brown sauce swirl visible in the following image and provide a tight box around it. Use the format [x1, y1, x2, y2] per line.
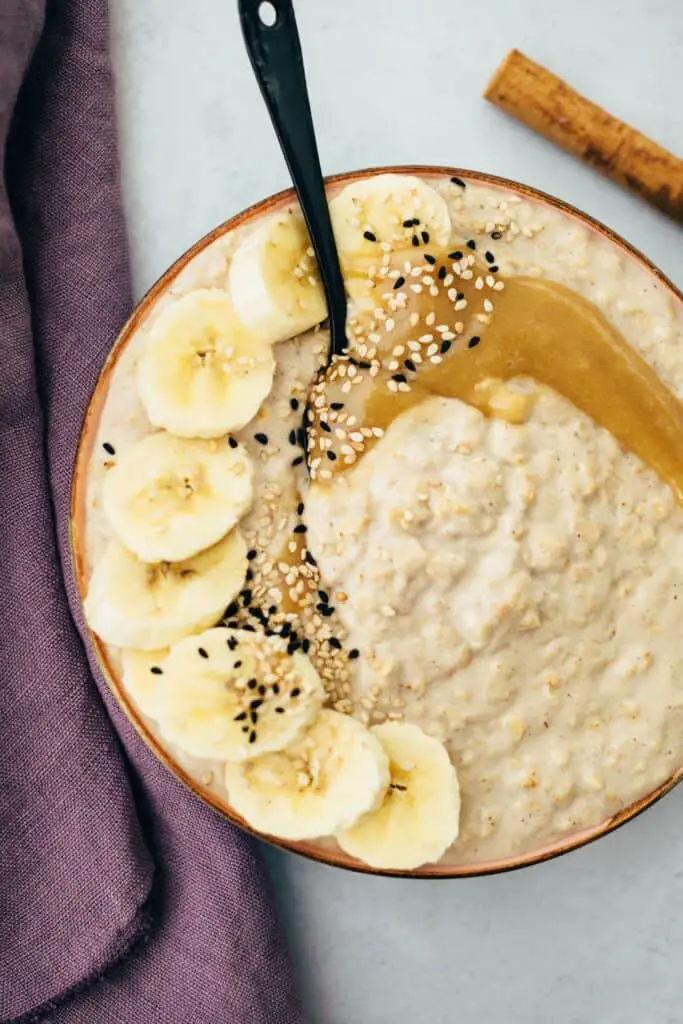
[306, 247, 683, 502]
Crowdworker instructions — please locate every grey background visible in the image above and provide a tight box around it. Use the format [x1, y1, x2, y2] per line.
[111, 2, 683, 1022]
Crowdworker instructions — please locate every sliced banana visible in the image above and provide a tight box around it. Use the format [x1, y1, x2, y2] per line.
[156, 627, 325, 762]
[138, 288, 275, 439]
[336, 722, 460, 870]
[102, 432, 253, 563]
[330, 173, 452, 255]
[84, 531, 246, 650]
[121, 647, 169, 719]
[224, 709, 390, 841]
[229, 207, 328, 344]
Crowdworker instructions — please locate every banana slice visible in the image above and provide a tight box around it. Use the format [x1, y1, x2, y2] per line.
[84, 531, 246, 650]
[102, 432, 253, 563]
[121, 647, 169, 719]
[228, 207, 328, 344]
[336, 722, 460, 870]
[156, 627, 325, 762]
[330, 173, 452, 254]
[224, 709, 390, 841]
[138, 288, 275, 439]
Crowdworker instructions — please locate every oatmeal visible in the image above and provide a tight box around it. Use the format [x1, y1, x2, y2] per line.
[77, 171, 683, 869]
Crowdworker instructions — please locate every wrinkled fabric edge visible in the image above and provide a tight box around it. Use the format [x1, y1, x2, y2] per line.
[5, 903, 155, 1024]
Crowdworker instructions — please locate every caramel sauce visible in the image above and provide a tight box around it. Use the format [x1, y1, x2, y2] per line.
[308, 248, 683, 502]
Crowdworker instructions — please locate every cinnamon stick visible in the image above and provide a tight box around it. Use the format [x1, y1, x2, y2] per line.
[484, 49, 683, 224]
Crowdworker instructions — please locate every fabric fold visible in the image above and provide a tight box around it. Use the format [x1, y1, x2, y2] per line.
[1, 1, 302, 1021]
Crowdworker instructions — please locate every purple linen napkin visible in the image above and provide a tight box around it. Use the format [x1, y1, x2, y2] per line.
[0, 2, 303, 1022]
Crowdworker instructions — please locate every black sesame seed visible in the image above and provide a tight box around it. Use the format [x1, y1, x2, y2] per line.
[242, 726, 249, 734]
[297, 502, 305, 515]
[468, 336, 481, 348]
[293, 523, 307, 534]
[290, 397, 299, 411]
[226, 620, 239, 629]
[279, 622, 291, 638]
[330, 401, 344, 410]
[275, 707, 285, 714]
[320, 606, 335, 618]
[227, 636, 238, 650]
[234, 711, 247, 721]
[245, 568, 254, 582]
[485, 251, 495, 264]
[287, 640, 301, 655]
[102, 442, 116, 455]
[491, 230, 503, 240]
[448, 250, 463, 261]
[290, 688, 301, 698]
[250, 698, 263, 710]
[226, 601, 239, 618]
[421, 231, 430, 244]
[457, 292, 465, 300]
[328, 637, 343, 650]
[258, 685, 267, 696]
[358, 360, 371, 369]
[402, 219, 413, 228]
[404, 359, 417, 373]
[438, 265, 446, 280]
[411, 218, 420, 226]
[249, 731, 257, 744]
[327, 451, 337, 461]
[440, 339, 452, 354]
[320, 421, 332, 433]
[288, 429, 297, 445]
[392, 373, 407, 383]
[467, 239, 477, 250]
[450, 176, 466, 188]
[234, 660, 242, 668]
[228, 436, 238, 449]
[247, 678, 257, 690]
[318, 589, 329, 603]
[250, 607, 266, 621]
[241, 589, 252, 605]
[292, 456, 304, 467]
[250, 711, 258, 724]
[302, 639, 311, 653]
[489, 265, 499, 273]
[150, 666, 163, 675]
[254, 432, 268, 445]
[411, 235, 420, 247]
[393, 276, 406, 290]
[268, 605, 277, 616]
[198, 647, 209, 659]
[348, 648, 360, 660]
[424, 253, 436, 265]
[363, 229, 377, 242]
[304, 552, 317, 567]
[246, 549, 258, 562]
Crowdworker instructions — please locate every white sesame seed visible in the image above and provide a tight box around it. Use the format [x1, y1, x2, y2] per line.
[484, 299, 494, 312]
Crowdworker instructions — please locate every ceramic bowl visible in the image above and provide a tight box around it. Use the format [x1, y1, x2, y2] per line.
[71, 166, 683, 877]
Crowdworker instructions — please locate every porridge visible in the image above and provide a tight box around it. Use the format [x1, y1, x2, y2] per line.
[78, 171, 683, 869]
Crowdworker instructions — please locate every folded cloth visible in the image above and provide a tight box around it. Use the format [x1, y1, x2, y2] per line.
[0, 2, 303, 1022]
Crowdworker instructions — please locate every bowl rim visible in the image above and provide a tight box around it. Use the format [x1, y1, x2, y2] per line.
[70, 164, 683, 879]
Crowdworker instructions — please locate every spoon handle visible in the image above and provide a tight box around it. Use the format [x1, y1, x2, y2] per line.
[238, 0, 347, 354]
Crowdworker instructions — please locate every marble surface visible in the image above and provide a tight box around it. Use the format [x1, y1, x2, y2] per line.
[111, 2, 683, 1021]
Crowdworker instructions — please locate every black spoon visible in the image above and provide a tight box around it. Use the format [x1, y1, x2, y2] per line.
[238, 0, 347, 359]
